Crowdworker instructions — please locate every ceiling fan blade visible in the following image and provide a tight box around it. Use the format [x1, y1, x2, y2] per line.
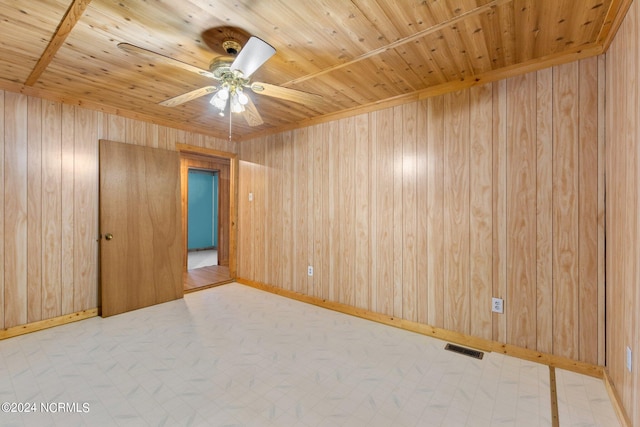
[159, 86, 218, 107]
[230, 36, 275, 78]
[241, 96, 264, 126]
[117, 42, 215, 79]
[250, 82, 325, 110]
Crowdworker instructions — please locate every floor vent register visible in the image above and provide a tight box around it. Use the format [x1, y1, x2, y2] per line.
[444, 343, 484, 360]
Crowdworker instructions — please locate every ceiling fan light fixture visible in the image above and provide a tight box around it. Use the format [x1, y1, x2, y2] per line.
[217, 87, 229, 100]
[210, 92, 227, 110]
[230, 94, 245, 113]
[237, 90, 249, 105]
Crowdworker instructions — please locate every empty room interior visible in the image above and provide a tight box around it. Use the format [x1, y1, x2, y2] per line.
[0, 0, 639, 426]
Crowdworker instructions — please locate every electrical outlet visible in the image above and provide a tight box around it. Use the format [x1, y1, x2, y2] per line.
[248, 192, 253, 201]
[307, 266, 313, 276]
[627, 347, 633, 372]
[492, 297, 504, 314]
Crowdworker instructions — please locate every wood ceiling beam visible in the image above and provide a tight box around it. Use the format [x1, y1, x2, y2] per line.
[283, 0, 513, 87]
[24, 0, 92, 86]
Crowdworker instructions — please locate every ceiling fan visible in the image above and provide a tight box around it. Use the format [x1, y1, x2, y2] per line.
[117, 35, 324, 129]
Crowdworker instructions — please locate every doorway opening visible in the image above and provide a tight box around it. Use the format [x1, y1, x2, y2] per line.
[179, 145, 237, 292]
[187, 169, 219, 270]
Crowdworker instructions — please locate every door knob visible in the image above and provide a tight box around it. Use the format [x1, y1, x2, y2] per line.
[105, 233, 113, 241]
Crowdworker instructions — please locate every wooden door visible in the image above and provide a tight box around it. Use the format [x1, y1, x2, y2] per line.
[99, 140, 183, 317]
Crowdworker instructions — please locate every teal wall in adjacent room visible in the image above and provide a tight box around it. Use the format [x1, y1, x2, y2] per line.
[188, 169, 218, 250]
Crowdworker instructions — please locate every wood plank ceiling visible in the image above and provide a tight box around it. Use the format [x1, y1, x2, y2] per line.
[0, 0, 630, 141]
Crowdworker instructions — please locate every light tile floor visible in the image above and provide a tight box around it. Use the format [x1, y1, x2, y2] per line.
[187, 249, 217, 270]
[0, 283, 620, 426]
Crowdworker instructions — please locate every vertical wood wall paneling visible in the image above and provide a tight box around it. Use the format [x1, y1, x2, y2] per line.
[27, 97, 43, 323]
[605, 3, 640, 421]
[443, 90, 470, 335]
[292, 127, 309, 295]
[239, 140, 254, 280]
[328, 122, 339, 302]
[305, 127, 315, 297]
[401, 103, 418, 322]
[339, 116, 356, 307]
[321, 123, 331, 301]
[254, 137, 266, 286]
[506, 73, 537, 350]
[373, 109, 394, 316]
[426, 95, 444, 328]
[126, 117, 145, 146]
[281, 131, 293, 292]
[596, 54, 606, 367]
[621, 5, 639, 417]
[235, 57, 606, 367]
[553, 62, 580, 360]
[73, 108, 99, 312]
[42, 101, 62, 320]
[0, 91, 5, 329]
[368, 114, 378, 311]
[60, 104, 75, 315]
[273, 135, 284, 289]
[535, 67, 554, 354]
[354, 114, 370, 310]
[311, 124, 326, 299]
[0, 91, 236, 331]
[578, 57, 600, 365]
[264, 136, 274, 286]
[392, 105, 404, 319]
[146, 122, 159, 149]
[4, 92, 28, 328]
[237, 157, 249, 279]
[492, 79, 508, 343]
[469, 84, 493, 340]
[105, 114, 126, 143]
[415, 100, 429, 325]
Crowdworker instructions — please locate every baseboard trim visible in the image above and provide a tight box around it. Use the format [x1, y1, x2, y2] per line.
[237, 278, 603, 379]
[603, 369, 633, 427]
[0, 308, 99, 340]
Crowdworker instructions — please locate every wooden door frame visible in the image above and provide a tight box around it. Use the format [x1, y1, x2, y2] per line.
[177, 143, 237, 279]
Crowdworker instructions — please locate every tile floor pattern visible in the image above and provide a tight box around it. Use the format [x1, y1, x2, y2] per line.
[0, 283, 620, 427]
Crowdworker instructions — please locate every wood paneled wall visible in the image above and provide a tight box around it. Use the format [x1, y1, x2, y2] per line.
[0, 90, 234, 330]
[238, 57, 605, 365]
[605, 0, 640, 423]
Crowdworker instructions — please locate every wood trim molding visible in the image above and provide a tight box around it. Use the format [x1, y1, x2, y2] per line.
[237, 278, 604, 379]
[0, 308, 98, 340]
[0, 81, 231, 140]
[177, 143, 238, 279]
[238, 44, 604, 142]
[176, 143, 237, 160]
[597, 0, 634, 51]
[603, 369, 633, 427]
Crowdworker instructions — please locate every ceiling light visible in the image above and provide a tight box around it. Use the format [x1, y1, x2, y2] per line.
[230, 94, 245, 113]
[210, 93, 227, 111]
[217, 87, 229, 100]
